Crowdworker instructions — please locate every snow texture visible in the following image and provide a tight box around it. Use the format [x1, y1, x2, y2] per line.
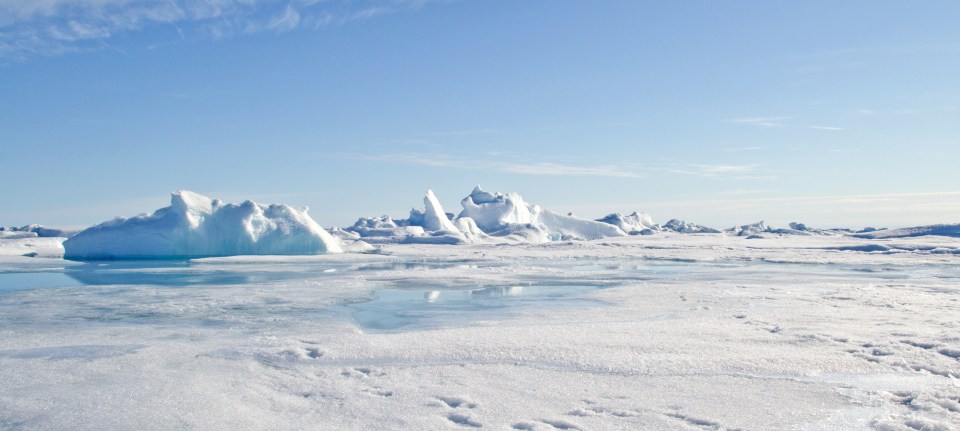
[2, 234, 960, 430]
[854, 224, 960, 239]
[62, 191, 342, 260]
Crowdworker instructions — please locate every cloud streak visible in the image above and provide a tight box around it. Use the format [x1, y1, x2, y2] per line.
[0, 0, 444, 60]
[342, 153, 645, 178]
[728, 116, 791, 128]
[667, 163, 761, 178]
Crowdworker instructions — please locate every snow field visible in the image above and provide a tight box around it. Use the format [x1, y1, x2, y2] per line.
[1, 235, 958, 429]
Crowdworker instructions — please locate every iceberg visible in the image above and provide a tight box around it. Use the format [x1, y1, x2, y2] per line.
[458, 186, 540, 232]
[348, 190, 470, 245]
[63, 191, 342, 260]
[596, 211, 657, 235]
[459, 186, 626, 241]
[538, 210, 626, 240]
[660, 219, 720, 234]
[347, 216, 425, 239]
[726, 221, 771, 237]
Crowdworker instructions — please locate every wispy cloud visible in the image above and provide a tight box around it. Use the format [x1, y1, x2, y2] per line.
[808, 125, 844, 131]
[723, 146, 762, 152]
[728, 116, 791, 128]
[0, 0, 445, 60]
[668, 163, 760, 177]
[341, 152, 644, 178]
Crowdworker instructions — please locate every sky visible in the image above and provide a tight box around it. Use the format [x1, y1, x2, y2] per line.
[1, 0, 958, 229]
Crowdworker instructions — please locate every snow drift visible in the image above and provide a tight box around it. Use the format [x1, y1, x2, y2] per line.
[458, 186, 626, 241]
[63, 191, 342, 260]
[660, 219, 719, 234]
[853, 223, 960, 239]
[596, 212, 657, 235]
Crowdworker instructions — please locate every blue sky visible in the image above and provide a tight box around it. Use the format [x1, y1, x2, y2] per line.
[1, 0, 958, 229]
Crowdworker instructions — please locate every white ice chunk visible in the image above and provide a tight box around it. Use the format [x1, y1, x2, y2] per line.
[458, 186, 540, 231]
[63, 191, 342, 260]
[596, 211, 657, 234]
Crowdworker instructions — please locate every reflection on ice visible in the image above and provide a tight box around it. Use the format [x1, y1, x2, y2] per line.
[349, 284, 591, 330]
[0, 272, 84, 292]
[423, 286, 524, 303]
[62, 260, 344, 287]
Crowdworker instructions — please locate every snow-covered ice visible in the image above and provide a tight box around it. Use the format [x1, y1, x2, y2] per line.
[596, 211, 657, 235]
[1, 233, 959, 430]
[63, 191, 342, 260]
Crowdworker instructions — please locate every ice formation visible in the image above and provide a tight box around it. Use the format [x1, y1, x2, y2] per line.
[345, 186, 631, 244]
[726, 221, 771, 237]
[596, 211, 657, 235]
[853, 223, 960, 239]
[458, 186, 540, 232]
[456, 186, 627, 241]
[421, 189, 460, 233]
[660, 219, 720, 234]
[538, 210, 626, 240]
[63, 191, 342, 260]
[0, 225, 79, 238]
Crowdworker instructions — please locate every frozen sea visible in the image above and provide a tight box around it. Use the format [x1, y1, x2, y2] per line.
[1, 235, 959, 430]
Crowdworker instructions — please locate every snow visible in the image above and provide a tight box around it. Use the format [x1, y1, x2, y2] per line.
[596, 211, 657, 234]
[660, 219, 720, 233]
[854, 223, 960, 239]
[421, 189, 460, 234]
[347, 187, 630, 244]
[726, 220, 770, 237]
[1, 225, 81, 238]
[458, 186, 540, 231]
[1, 234, 959, 430]
[537, 209, 626, 240]
[62, 191, 342, 260]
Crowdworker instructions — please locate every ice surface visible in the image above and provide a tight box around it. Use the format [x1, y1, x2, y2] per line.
[854, 223, 960, 239]
[2, 234, 959, 430]
[63, 191, 342, 260]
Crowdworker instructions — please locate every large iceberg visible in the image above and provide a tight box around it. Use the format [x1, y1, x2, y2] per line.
[458, 186, 540, 232]
[458, 186, 626, 241]
[63, 191, 342, 260]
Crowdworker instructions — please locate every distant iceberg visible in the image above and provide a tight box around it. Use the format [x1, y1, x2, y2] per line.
[596, 212, 657, 235]
[853, 224, 960, 239]
[63, 191, 342, 260]
[345, 186, 630, 244]
[457, 186, 633, 241]
[660, 219, 719, 234]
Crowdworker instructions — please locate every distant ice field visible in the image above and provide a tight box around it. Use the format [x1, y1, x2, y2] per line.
[1, 235, 958, 430]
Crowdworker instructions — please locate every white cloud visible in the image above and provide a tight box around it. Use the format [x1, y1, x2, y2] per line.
[267, 5, 301, 32]
[808, 125, 844, 131]
[668, 164, 760, 177]
[728, 116, 791, 128]
[0, 0, 445, 60]
[723, 146, 762, 152]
